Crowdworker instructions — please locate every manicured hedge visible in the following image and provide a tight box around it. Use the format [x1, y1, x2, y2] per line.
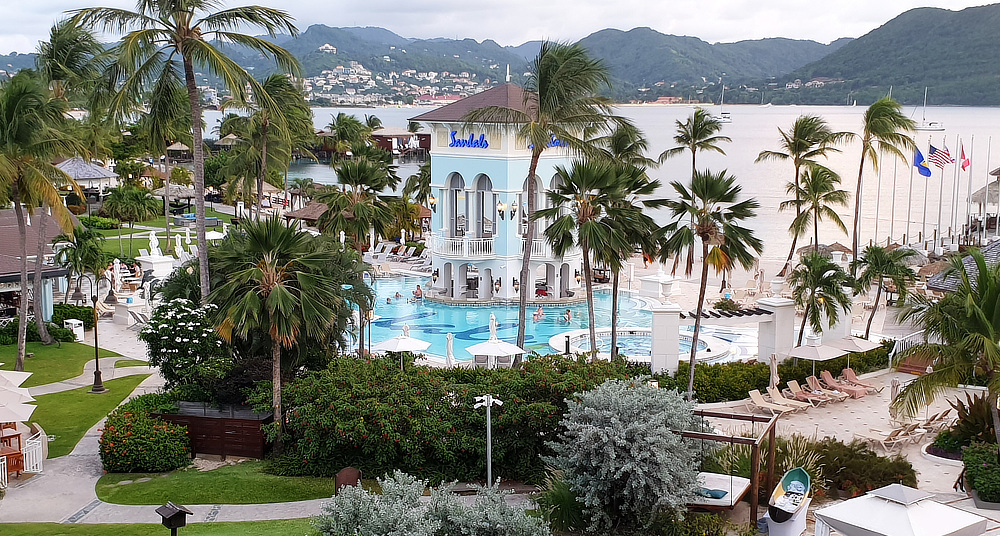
[52, 304, 96, 330]
[99, 393, 189, 473]
[964, 442, 1000, 502]
[78, 216, 121, 230]
[0, 319, 76, 346]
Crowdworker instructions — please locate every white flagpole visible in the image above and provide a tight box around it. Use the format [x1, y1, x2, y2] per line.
[874, 150, 883, 244]
[890, 155, 898, 243]
[965, 136, 975, 244]
[906, 155, 914, 245]
[952, 137, 961, 241]
[936, 136, 946, 250]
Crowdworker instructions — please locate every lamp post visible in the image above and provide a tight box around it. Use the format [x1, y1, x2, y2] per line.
[474, 394, 503, 486]
[81, 274, 106, 394]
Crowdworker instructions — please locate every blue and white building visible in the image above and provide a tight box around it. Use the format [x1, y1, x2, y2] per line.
[411, 84, 584, 302]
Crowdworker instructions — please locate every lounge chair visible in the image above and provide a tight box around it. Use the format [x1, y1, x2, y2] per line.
[820, 370, 867, 398]
[473, 355, 488, 368]
[94, 300, 115, 317]
[389, 246, 416, 261]
[767, 386, 812, 410]
[922, 409, 953, 432]
[786, 380, 832, 406]
[899, 422, 927, 444]
[854, 427, 907, 452]
[128, 311, 147, 331]
[745, 389, 799, 416]
[806, 375, 850, 401]
[842, 368, 885, 393]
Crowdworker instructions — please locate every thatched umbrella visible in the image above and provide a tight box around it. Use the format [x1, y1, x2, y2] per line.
[918, 260, 950, 278]
[797, 243, 833, 259]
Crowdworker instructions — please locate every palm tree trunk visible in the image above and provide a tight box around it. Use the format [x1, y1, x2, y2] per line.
[989, 388, 1000, 462]
[798, 303, 810, 346]
[852, 149, 868, 276]
[164, 149, 172, 254]
[516, 150, 542, 351]
[685, 151, 697, 277]
[129, 222, 135, 257]
[13, 187, 28, 372]
[814, 204, 820, 254]
[865, 278, 883, 339]
[182, 55, 210, 301]
[271, 338, 284, 454]
[64, 273, 74, 304]
[782, 163, 803, 277]
[257, 121, 269, 219]
[687, 241, 710, 401]
[33, 202, 54, 345]
[582, 242, 597, 361]
[610, 270, 621, 360]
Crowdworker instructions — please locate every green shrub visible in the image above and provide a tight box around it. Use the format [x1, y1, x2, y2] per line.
[52, 304, 96, 330]
[0, 319, 75, 344]
[78, 215, 121, 230]
[949, 393, 996, 447]
[932, 429, 964, 454]
[99, 409, 189, 473]
[535, 474, 585, 533]
[651, 512, 749, 536]
[713, 298, 741, 312]
[811, 438, 917, 497]
[964, 442, 1000, 502]
[705, 432, 823, 501]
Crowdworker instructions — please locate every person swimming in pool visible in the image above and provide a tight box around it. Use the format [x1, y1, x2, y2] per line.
[412, 285, 423, 299]
[394, 292, 403, 299]
[532, 306, 545, 322]
[562, 309, 572, 323]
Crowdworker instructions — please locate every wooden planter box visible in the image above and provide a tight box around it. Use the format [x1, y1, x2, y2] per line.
[153, 403, 272, 459]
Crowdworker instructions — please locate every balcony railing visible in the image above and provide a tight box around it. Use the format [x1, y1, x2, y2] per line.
[429, 234, 494, 258]
[521, 237, 580, 259]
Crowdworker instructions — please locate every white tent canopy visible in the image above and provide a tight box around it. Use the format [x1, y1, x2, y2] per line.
[814, 484, 987, 536]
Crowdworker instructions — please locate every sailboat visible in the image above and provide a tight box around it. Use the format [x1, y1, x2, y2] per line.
[713, 85, 732, 123]
[915, 87, 945, 131]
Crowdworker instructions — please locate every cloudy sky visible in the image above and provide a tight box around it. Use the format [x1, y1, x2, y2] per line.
[2, 0, 986, 54]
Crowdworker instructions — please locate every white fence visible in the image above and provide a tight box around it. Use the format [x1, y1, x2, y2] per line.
[889, 330, 927, 367]
[0, 455, 6, 489]
[23, 432, 43, 474]
[429, 235, 494, 258]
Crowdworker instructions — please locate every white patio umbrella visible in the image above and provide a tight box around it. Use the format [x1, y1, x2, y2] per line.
[826, 336, 882, 368]
[0, 386, 35, 404]
[445, 332, 455, 368]
[371, 324, 432, 353]
[814, 484, 987, 536]
[785, 344, 848, 375]
[0, 401, 36, 423]
[0, 366, 32, 388]
[205, 230, 226, 241]
[466, 314, 525, 366]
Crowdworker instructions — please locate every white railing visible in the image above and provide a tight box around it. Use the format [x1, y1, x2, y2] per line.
[23, 432, 43, 474]
[521, 238, 580, 259]
[429, 234, 494, 258]
[0, 456, 6, 489]
[889, 330, 927, 367]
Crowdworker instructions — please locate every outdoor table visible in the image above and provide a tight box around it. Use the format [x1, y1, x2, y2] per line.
[0, 445, 24, 475]
[0, 426, 20, 450]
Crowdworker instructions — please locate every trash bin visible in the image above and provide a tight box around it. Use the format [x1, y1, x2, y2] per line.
[64, 319, 84, 342]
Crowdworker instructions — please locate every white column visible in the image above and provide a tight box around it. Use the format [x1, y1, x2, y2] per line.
[651, 302, 682, 374]
[823, 287, 856, 341]
[756, 297, 796, 362]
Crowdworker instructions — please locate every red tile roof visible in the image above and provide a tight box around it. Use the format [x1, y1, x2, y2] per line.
[409, 84, 534, 123]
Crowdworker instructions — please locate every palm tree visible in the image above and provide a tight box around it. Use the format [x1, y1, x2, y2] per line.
[316, 159, 395, 250]
[592, 121, 658, 170]
[849, 98, 916, 271]
[536, 160, 630, 355]
[787, 253, 853, 346]
[35, 18, 106, 103]
[72, 0, 300, 301]
[462, 41, 617, 348]
[102, 186, 160, 257]
[658, 109, 731, 277]
[324, 113, 370, 157]
[756, 115, 849, 275]
[210, 217, 342, 453]
[895, 250, 1000, 452]
[658, 170, 762, 400]
[0, 72, 81, 370]
[364, 114, 382, 131]
[223, 74, 311, 217]
[54, 226, 106, 304]
[853, 245, 915, 339]
[402, 160, 431, 206]
[779, 164, 850, 254]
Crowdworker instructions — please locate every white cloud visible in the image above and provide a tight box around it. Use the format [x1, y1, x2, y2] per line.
[0, 0, 986, 54]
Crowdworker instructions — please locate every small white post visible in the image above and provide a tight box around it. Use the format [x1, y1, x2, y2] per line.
[474, 394, 503, 485]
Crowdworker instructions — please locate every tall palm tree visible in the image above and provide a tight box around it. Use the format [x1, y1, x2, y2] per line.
[402, 160, 431, 206]
[853, 245, 915, 339]
[316, 159, 395, 250]
[658, 109, 731, 277]
[72, 0, 300, 301]
[223, 74, 311, 217]
[787, 253, 853, 346]
[0, 72, 81, 370]
[756, 115, 849, 275]
[54, 225, 106, 304]
[462, 41, 617, 348]
[364, 114, 382, 131]
[102, 186, 160, 257]
[592, 121, 658, 170]
[658, 170, 762, 400]
[536, 160, 629, 355]
[35, 18, 107, 103]
[324, 113, 370, 157]
[849, 98, 916, 271]
[210, 217, 342, 453]
[895, 250, 1000, 452]
[779, 164, 850, 254]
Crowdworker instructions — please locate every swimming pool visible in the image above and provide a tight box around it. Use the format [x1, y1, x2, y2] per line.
[367, 276, 655, 360]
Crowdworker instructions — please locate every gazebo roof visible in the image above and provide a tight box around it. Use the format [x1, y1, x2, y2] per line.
[284, 202, 328, 223]
[215, 133, 241, 147]
[56, 157, 118, 180]
[409, 84, 533, 123]
[970, 180, 1000, 205]
[928, 240, 1000, 292]
[151, 184, 197, 199]
[166, 142, 190, 151]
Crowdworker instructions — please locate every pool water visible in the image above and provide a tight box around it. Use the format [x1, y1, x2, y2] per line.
[367, 276, 653, 359]
[577, 335, 703, 357]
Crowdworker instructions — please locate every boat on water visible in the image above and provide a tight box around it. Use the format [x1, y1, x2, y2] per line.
[916, 87, 945, 131]
[713, 85, 732, 123]
[768, 467, 811, 523]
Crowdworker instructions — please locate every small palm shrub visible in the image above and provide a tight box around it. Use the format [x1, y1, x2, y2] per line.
[535, 473, 585, 533]
[948, 393, 996, 447]
[705, 432, 823, 501]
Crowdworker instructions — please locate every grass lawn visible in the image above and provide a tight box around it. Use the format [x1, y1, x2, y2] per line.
[33, 374, 150, 458]
[142, 207, 231, 230]
[0, 342, 120, 387]
[113, 359, 149, 368]
[97, 461, 336, 505]
[0, 519, 316, 535]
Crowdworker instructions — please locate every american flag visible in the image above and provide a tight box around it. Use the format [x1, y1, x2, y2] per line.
[928, 144, 954, 169]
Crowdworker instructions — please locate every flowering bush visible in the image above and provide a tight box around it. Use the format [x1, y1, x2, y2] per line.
[546, 378, 703, 532]
[99, 408, 189, 473]
[138, 299, 232, 396]
[964, 442, 1000, 502]
[312, 470, 549, 536]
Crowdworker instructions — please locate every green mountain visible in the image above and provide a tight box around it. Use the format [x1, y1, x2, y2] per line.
[576, 27, 845, 85]
[782, 5, 1000, 105]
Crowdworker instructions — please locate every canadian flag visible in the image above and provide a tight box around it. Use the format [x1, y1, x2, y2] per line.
[961, 145, 970, 171]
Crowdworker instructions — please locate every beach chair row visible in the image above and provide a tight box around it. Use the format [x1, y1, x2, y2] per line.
[745, 369, 885, 416]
